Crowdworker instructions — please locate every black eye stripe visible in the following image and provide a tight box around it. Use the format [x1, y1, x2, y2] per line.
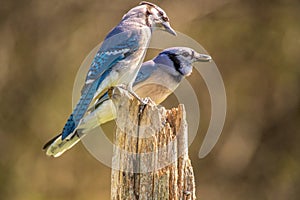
[167, 53, 184, 75]
[154, 8, 168, 21]
[162, 16, 169, 21]
[145, 9, 151, 27]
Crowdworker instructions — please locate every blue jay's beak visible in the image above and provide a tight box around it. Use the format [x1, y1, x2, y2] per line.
[195, 53, 212, 62]
[162, 21, 177, 36]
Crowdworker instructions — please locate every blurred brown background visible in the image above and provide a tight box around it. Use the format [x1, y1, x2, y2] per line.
[0, 0, 299, 199]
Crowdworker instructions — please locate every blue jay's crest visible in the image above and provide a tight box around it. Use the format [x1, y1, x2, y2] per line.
[139, 1, 170, 22]
[120, 1, 176, 36]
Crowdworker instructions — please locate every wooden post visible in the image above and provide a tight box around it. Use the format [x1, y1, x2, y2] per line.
[109, 87, 196, 200]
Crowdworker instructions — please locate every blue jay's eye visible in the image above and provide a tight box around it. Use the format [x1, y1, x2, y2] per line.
[182, 52, 189, 57]
[162, 16, 169, 22]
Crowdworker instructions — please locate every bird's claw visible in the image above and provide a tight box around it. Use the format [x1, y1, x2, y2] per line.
[140, 97, 149, 106]
[114, 84, 148, 105]
[136, 95, 149, 106]
[117, 84, 127, 90]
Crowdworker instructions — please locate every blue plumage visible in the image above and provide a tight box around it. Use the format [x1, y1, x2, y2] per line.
[61, 30, 143, 140]
[45, 2, 176, 149]
[44, 47, 212, 157]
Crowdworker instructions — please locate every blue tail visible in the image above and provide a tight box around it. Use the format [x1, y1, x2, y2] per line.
[61, 114, 76, 140]
[61, 81, 99, 140]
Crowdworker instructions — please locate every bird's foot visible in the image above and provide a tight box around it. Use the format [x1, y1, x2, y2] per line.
[129, 90, 148, 105]
[114, 85, 148, 105]
[117, 84, 127, 90]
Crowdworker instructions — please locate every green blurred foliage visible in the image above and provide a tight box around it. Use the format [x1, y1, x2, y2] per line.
[0, 0, 299, 199]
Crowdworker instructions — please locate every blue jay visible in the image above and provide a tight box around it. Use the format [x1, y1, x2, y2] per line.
[43, 2, 176, 154]
[44, 47, 212, 157]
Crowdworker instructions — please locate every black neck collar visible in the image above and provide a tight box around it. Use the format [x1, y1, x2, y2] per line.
[167, 53, 183, 75]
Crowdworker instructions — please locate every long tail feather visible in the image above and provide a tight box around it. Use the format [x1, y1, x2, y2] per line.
[43, 133, 81, 157]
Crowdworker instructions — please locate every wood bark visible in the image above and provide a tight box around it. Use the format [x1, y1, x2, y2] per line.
[109, 87, 196, 200]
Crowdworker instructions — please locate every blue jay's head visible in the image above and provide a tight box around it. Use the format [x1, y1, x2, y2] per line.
[154, 47, 212, 77]
[123, 2, 176, 35]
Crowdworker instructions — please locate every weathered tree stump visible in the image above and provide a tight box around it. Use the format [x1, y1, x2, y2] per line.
[109, 87, 196, 200]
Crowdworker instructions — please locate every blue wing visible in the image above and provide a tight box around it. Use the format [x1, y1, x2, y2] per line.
[93, 60, 157, 113]
[83, 29, 141, 86]
[61, 29, 141, 140]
